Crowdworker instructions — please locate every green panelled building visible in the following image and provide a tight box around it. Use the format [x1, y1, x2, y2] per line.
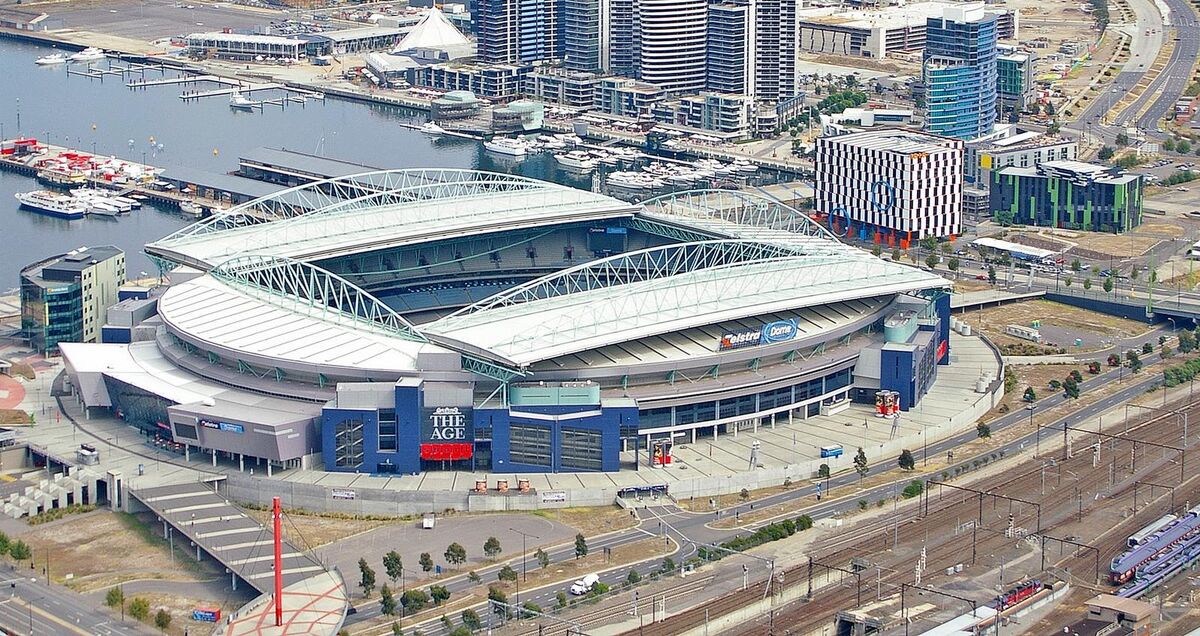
[989, 160, 1144, 232]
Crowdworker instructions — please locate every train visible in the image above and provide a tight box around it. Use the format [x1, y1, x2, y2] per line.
[1109, 505, 1200, 588]
[1127, 514, 1178, 548]
[988, 579, 1042, 611]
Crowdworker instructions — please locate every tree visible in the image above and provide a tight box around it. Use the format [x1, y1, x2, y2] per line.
[419, 552, 434, 573]
[154, 608, 171, 633]
[872, 244, 883, 257]
[557, 591, 569, 608]
[891, 248, 902, 261]
[947, 257, 960, 278]
[1142, 342, 1154, 354]
[988, 265, 997, 285]
[488, 586, 509, 616]
[449, 628, 473, 636]
[392, 621, 403, 636]
[521, 601, 543, 618]
[853, 447, 869, 482]
[925, 254, 939, 270]
[1045, 101, 1056, 116]
[1179, 329, 1196, 353]
[400, 589, 431, 613]
[626, 568, 642, 585]
[430, 584, 451, 605]
[468, 570, 482, 584]
[359, 558, 377, 598]
[535, 548, 550, 570]
[497, 564, 518, 582]
[1180, 140, 1193, 154]
[1083, 278, 1092, 290]
[1063, 375, 1080, 399]
[105, 586, 125, 610]
[483, 537, 502, 559]
[920, 236, 938, 252]
[1071, 258, 1082, 273]
[1164, 138, 1177, 151]
[1115, 132, 1130, 147]
[444, 543, 467, 568]
[8, 541, 30, 563]
[1098, 145, 1115, 160]
[1023, 386, 1037, 402]
[739, 488, 750, 502]
[1104, 277, 1114, 293]
[661, 556, 677, 574]
[1065, 276, 1073, 287]
[818, 463, 831, 479]
[1047, 122, 1061, 134]
[0, 532, 10, 557]
[461, 608, 483, 631]
[977, 422, 991, 438]
[994, 209, 1015, 226]
[384, 551, 404, 584]
[1070, 369, 1083, 383]
[897, 449, 915, 471]
[380, 584, 397, 616]
[1162, 343, 1174, 358]
[128, 597, 150, 621]
[575, 533, 588, 559]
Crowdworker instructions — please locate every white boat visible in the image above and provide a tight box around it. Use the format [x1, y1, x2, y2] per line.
[14, 191, 88, 219]
[87, 201, 122, 217]
[71, 189, 132, 213]
[607, 171, 663, 190]
[554, 151, 598, 171]
[484, 137, 528, 157]
[69, 47, 106, 62]
[419, 121, 446, 136]
[229, 93, 256, 110]
[35, 52, 67, 65]
[733, 159, 759, 174]
[110, 195, 141, 209]
[179, 200, 204, 217]
[666, 173, 698, 185]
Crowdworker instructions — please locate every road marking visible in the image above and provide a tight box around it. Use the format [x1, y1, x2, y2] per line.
[21, 599, 94, 636]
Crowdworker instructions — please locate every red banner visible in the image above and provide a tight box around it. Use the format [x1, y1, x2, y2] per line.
[420, 443, 473, 460]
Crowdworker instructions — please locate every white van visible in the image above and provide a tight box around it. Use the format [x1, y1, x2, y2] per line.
[570, 573, 600, 595]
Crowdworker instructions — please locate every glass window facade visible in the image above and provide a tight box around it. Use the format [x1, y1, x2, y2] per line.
[510, 423, 553, 467]
[333, 419, 364, 469]
[923, 11, 998, 140]
[378, 408, 397, 451]
[636, 366, 854, 429]
[560, 427, 603, 471]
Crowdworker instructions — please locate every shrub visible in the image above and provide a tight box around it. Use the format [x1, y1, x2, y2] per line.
[901, 480, 923, 499]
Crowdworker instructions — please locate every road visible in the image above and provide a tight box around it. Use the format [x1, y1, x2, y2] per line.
[0, 570, 150, 636]
[1070, 0, 1199, 142]
[365, 344, 1173, 636]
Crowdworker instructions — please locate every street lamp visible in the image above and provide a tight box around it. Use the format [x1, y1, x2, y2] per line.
[509, 527, 539, 605]
[1027, 404, 1039, 458]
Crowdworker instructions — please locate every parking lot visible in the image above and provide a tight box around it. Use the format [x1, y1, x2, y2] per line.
[43, 0, 284, 41]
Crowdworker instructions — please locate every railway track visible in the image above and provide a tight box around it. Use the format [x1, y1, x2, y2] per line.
[630, 399, 1200, 636]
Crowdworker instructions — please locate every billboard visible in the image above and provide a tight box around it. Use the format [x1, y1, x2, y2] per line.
[421, 406, 473, 460]
[719, 319, 800, 350]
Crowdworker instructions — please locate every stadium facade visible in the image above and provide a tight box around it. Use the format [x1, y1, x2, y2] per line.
[59, 171, 951, 476]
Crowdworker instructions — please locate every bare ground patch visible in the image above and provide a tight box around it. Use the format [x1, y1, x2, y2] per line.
[244, 508, 390, 548]
[532, 506, 638, 537]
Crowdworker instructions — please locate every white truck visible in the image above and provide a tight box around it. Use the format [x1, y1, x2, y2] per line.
[421, 513, 436, 529]
[569, 573, 600, 595]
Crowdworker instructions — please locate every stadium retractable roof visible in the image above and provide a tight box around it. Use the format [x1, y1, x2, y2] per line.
[424, 239, 946, 367]
[146, 169, 639, 270]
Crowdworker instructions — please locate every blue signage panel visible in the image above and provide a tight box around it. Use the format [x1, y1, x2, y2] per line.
[199, 420, 245, 434]
[761, 319, 798, 344]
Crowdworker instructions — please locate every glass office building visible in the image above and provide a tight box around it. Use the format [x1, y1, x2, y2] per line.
[923, 5, 998, 140]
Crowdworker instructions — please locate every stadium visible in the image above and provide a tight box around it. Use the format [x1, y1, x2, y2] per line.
[60, 169, 951, 476]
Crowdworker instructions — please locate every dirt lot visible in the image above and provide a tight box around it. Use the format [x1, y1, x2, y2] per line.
[995, 363, 1091, 415]
[532, 506, 638, 537]
[21, 510, 213, 592]
[953, 280, 992, 293]
[243, 508, 390, 548]
[962, 299, 1149, 353]
[122, 592, 237, 636]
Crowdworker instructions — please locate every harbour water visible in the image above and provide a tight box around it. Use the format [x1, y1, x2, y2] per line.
[0, 38, 594, 285]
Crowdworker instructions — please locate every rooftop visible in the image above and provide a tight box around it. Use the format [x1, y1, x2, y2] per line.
[797, 1, 1003, 31]
[21, 246, 123, 287]
[185, 32, 304, 46]
[820, 128, 960, 155]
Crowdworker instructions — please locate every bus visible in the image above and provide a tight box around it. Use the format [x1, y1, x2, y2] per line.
[820, 445, 844, 458]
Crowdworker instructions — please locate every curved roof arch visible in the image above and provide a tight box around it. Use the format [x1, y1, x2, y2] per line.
[438, 239, 810, 323]
[147, 169, 635, 270]
[639, 189, 851, 252]
[209, 254, 427, 342]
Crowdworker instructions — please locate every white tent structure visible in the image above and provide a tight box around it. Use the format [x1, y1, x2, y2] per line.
[392, 7, 472, 56]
